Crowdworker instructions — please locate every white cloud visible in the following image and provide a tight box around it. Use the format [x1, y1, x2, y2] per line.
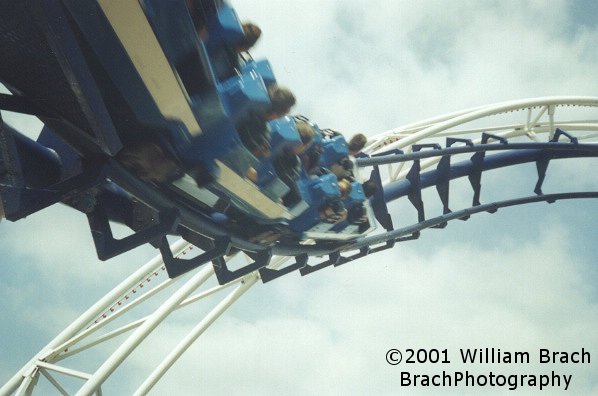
[238, 0, 598, 132]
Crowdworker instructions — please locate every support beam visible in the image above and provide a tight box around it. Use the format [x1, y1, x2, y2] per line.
[75, 265, 215, 396]
[133, 273, 259, 395]
[0, 240, 191, 396]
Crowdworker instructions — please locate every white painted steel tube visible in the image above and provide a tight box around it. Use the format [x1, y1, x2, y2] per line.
[50, 276, 180, 361]
[135, 256, 289, 396]
[0, 239, 190, 396]
[132, 256, 290, 394]
[133, 275, 259, 395]
[367, 97, 598, 155]
[75, 265, 215, 396]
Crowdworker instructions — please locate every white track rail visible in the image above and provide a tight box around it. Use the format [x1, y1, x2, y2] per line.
[2, 97, 598, 395]
[363, 96, 598, 184]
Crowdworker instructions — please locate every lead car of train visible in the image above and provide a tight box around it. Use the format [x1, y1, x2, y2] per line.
[0, 0, 377, 278]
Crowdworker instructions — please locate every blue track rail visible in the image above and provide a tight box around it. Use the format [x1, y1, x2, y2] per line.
[260, 134, 598, 281]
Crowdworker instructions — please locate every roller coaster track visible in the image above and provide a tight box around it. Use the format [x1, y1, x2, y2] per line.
[2, 97, 598, 395]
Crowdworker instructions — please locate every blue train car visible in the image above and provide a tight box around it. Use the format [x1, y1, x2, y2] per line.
[0, 0, 376, 269]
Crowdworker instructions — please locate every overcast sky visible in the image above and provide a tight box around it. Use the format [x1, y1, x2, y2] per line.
[1, 1, 597, 395]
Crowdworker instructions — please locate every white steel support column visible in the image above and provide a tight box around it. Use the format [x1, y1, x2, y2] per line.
[134, 255, 290, 395]
[75, 264, 216, 396]
[548, 105, 556, 140]
[364, 97, 598, 183]
[133, 273, 259, 395]
[0, 239, 191, 396]
[365, 97, 598, 157]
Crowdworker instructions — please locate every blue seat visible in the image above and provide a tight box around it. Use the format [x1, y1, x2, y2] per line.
[202, 3, 247, 81]
[289, 173, 340, 232]
[241, 59, 276, 87]
[219, 69, 271, 121]
[311, 126, 323, 146]
[344, 181, 366, 209]
[297, 173, 340, 206]
[289, 173, 341, 232]
[205, 3, 245, 49]
[268, 117, 301, 156]
[320, 135, 349, 167]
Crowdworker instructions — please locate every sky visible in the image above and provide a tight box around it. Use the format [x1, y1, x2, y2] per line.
[1, 0, 598, 395]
